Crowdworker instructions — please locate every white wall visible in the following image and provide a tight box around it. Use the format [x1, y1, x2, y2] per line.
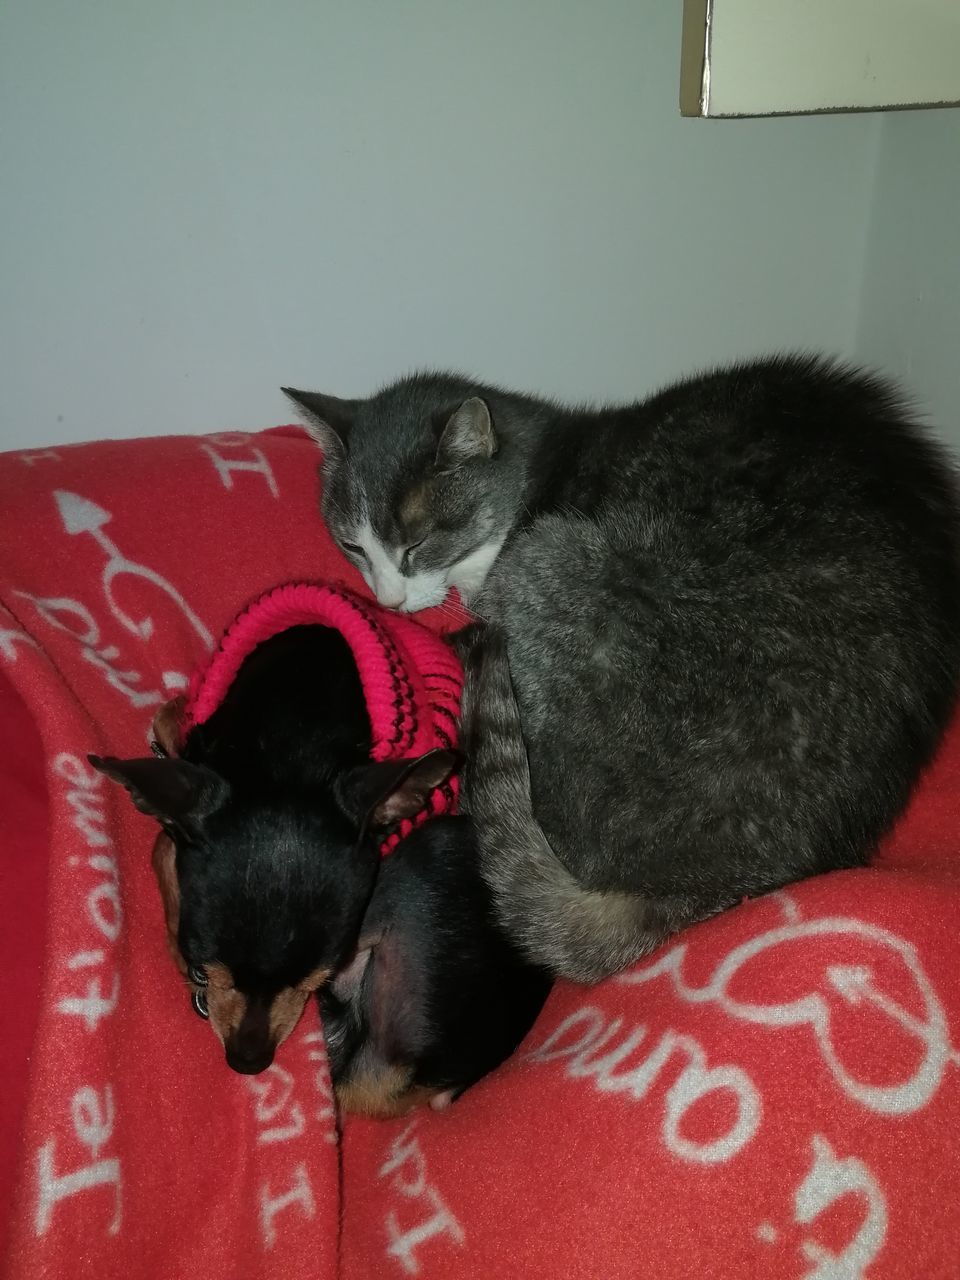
[0, 0, 881, 450]
[855, 108, 960, 446]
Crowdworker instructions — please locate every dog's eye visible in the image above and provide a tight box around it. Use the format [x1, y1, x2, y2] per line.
[192, 989, 209, 1020]
[188, 965, 208, 987]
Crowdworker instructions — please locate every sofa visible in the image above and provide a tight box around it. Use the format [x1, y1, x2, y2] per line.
[2, 424, 959, 1280]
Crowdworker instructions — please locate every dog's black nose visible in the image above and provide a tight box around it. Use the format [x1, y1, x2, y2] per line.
[229, 1044, 277, 1075]
[226, 998, 277, 1074]
[225, 1043, 276, 1075]
[226, 1022, 276, 1074]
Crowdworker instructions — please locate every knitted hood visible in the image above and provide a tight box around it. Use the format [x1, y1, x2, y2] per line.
[182, 581, 463, 853]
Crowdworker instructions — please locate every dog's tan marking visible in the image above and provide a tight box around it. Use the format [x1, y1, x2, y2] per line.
[202, 962, 248, 1043]
[151, 832, 187, 975]
[298, 964, 332, 994]
[266, 965, 330, 1045]
[336, 1064, 444, 1118]
[149, 835, 246, 1041]
[151, 695, 186, 757]
[198, 963, 330, 1050]
[267, 989, 312, 1046]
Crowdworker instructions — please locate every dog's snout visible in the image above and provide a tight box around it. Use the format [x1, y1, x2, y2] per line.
[225, 999, 276, 1075]
[225, 1041, 275, 1075]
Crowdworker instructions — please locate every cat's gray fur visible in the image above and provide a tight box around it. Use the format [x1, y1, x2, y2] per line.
[456, 625, 692, 980]
[285, 356, 960, 982]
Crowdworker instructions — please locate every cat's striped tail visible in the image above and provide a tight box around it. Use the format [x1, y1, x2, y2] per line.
[461, 626, 671, 984]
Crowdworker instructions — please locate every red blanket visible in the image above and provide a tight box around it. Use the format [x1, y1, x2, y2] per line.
[2, 427, 960, 1279]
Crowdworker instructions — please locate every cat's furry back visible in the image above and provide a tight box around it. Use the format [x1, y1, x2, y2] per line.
[286, 356, 960, 981]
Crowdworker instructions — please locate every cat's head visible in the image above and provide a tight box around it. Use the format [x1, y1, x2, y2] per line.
[284, 374, 521, 612]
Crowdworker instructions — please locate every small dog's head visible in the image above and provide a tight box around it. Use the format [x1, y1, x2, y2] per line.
[91, 743, 458, 1074]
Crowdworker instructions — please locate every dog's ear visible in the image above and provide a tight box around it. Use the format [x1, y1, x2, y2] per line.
[336, 748, 461, 830]
[328, 945, 374, 1003]
[88, 755, 229, 825]
[343, 930, 432, 1066]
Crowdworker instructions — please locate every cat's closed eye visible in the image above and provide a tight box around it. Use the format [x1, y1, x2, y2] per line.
[340, 541, 369, 562]
[401, 538, 425, 571]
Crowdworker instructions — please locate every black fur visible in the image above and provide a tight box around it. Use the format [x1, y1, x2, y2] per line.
[320, 815, 552, 1114]
[175, 626, 380, 990]
[91, 623, 457, 1074]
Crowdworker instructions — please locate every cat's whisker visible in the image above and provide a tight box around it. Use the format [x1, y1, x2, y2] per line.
[433, 596, 475, 623]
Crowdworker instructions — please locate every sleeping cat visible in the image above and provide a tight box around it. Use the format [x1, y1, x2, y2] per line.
[284, 356, 960, 982]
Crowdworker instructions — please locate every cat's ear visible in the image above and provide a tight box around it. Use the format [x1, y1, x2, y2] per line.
[335, 748, 461, 830]
[88, 755, 229, 826]
[436, 397, 497, 468]
[282, 388, 358, 470]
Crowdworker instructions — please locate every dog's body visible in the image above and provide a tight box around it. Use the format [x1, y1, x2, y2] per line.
[93, 621, 456, 1075]
[320, 815, 553, 1116]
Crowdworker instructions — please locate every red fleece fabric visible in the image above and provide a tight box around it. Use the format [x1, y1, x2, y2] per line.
[2, 427, 960, 1279]
[0, 672, 48, 1229]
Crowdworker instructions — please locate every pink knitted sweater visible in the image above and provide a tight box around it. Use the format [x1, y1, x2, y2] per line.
[182, 581, 463, 852]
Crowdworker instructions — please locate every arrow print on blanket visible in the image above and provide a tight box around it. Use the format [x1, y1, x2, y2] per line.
[827, 962, 960, 1065]
[54, 491, 213, 649]
[619, 895, 960, 1115]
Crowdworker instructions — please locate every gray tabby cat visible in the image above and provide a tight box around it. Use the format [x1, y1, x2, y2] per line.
[284, 356, 960, 982]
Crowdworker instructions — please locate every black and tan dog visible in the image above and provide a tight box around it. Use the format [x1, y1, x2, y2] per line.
[92, 622, 457, 1075]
